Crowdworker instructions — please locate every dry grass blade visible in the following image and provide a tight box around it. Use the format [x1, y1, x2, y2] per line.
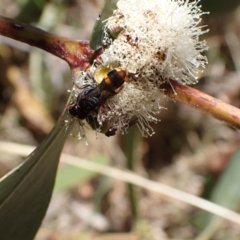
[1, 141, 240, 226]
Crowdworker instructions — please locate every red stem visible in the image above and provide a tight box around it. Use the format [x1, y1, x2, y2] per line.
[0, 15, 93, 69]
[162, 80, 240, 129]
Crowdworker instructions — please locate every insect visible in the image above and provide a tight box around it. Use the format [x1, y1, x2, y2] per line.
[68, 67, 126, 120]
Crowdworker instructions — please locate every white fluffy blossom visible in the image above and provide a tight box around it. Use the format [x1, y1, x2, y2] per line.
[73, 0, 208, 136]
[102, 0, 208, 83]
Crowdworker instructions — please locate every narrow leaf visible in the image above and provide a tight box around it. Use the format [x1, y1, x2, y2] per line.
[0, 111, 74, 240]
[196, 148, 240, 240]
[90, 0, 118, 50]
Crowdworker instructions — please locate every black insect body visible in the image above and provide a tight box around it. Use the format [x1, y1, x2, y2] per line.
[68, 86, 99, 119]
[68, 68, 126, 120]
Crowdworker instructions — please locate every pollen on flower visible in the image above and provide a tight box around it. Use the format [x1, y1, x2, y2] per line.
[69, 0, 208, 137]
[96, 0, 208, 136]
[102, 0, 208, 84]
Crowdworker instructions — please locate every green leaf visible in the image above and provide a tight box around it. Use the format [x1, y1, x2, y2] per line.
[196, 148, 240, 240]
[90, 0, 118, 50]
[0, 111, 74, 240]
[54, 155, 108, 193]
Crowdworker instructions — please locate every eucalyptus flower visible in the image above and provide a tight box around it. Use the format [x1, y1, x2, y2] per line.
[73, 0, 208, 137]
